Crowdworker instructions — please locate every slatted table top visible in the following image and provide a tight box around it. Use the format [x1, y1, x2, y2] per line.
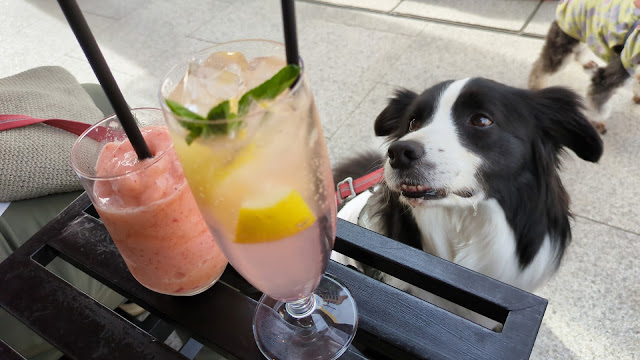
[0, 193, 546, 359]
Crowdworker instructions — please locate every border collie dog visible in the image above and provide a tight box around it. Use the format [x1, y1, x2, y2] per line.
[332, 78, 603, 327]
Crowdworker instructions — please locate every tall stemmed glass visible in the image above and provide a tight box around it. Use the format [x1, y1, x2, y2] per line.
[159, 40, 357, 360]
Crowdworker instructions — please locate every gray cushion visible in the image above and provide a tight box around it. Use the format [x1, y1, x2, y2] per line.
[0, 66, 104, 202]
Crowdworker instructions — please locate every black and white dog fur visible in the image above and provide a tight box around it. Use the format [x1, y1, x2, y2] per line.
[331, 77, 603, 328]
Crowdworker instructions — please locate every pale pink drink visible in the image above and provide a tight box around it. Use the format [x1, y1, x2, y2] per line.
[70, 108, 227, 296]
[160, 40, 356, 359]
[161, 45, 336, 301]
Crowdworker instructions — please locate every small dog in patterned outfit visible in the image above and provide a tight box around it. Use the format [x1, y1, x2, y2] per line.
[529, 0, 640, 134]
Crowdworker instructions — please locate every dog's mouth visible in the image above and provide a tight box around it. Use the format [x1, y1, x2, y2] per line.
[399, 184, 475, 200]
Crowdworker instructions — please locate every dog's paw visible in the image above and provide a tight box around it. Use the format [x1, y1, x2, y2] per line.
[582, 60, 598, 70]
[590, 120, 607, 135]
[586, 98, 612, 129]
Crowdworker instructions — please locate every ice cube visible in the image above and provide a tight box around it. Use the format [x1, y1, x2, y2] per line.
[179, 52, 250, 117]
[203, 51, 249, 72]
[181, 66, 243, 117]
[168, 76, 185, 103]
[201, 67, 243, 104]
[244, 56, 287, 90]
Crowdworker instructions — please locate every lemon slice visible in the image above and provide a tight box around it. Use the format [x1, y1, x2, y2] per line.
[172, 134, 255, 203]
[235, 189, 316, 244]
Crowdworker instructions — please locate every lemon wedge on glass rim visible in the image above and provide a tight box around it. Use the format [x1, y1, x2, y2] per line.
[235, 189, 316, 244]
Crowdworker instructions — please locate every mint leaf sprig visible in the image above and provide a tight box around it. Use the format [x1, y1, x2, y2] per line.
[165, 64, 300, 145]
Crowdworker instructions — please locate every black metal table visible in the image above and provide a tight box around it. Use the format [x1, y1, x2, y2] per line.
[0, 193, 546, 359]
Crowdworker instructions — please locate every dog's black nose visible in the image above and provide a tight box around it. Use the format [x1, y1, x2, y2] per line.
[388, 141, 424, 169]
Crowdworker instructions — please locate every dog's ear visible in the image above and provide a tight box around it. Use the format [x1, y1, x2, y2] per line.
[534, 87, 603, 162]
[374, 88, 418, 136]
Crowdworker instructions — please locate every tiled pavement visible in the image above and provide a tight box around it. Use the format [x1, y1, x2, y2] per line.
[1, 0, 638, 358]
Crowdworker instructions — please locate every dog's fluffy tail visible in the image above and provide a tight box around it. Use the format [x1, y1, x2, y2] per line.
[332, 151, 385, 188]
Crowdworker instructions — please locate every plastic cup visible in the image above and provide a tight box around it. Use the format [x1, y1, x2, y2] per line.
[70, 108, 227, 296]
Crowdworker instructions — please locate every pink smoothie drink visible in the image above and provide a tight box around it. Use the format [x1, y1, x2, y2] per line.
[72, 114, 227, 296]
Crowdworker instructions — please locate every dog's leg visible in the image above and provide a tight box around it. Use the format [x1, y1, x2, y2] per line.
[633, 75, 640, 104]
[574, 44, 599, 72]
[529, 21, 580, 89]
[587, 55, 630, 133]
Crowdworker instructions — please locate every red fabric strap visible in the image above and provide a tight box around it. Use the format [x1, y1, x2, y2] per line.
[0, 114, 110, 141]
[336, 168, 384, 204]
[0, 114, 92, 135]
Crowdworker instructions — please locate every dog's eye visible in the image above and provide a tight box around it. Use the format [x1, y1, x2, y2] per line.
[469, 114, 493, 127]
[408, 117, 419, 131]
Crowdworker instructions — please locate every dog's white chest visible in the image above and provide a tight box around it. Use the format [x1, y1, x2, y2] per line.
[413, 200, 514, 274]
[412, 199, 557, 292]
[337, 194, 559, 293]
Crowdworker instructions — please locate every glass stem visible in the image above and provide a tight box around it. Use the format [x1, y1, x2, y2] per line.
[285, 294, 317, 319]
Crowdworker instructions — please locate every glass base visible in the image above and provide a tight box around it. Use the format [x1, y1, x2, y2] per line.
[253, 275, 358, 360]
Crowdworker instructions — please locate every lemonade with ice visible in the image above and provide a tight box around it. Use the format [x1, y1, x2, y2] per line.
[161, 46, 337, 301]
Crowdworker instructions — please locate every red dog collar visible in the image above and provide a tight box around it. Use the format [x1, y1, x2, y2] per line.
[336, 168, 384, 205]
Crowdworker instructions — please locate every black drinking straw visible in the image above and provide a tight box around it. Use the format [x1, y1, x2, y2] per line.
[58, 0, 153, 160]
[281, 0, 300, 66]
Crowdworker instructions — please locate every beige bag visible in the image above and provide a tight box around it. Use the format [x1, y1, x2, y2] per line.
[0, 66, 104, 201]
